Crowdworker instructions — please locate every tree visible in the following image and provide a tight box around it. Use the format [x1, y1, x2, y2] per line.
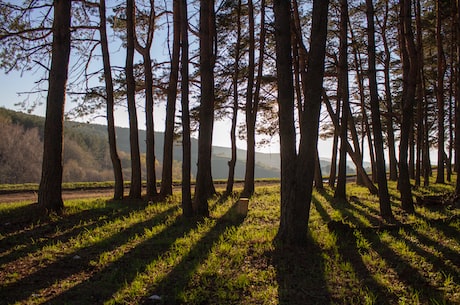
[134, 0, 158, 200]
[160, 0, 181, 198]
[193, 0, 216, 217]
[99, 0, 124, 200]
[455, 0, 460, 195]
[242, 0, 266, 197]
[376, 0, 398, 182]
[366, 0, 393, 221]
[38, 0, 72, 214]
[334, 0, 349, 201]
[398, 0, 416, 214]
[275, 0, 329, 246]
[225, 0, 242, 196]
[126, 0, 142, 200]
[180, 0, 192, 217]
[435, 0, 446, 184]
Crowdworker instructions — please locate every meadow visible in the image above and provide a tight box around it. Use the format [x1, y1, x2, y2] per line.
[0, 180, 459, 305]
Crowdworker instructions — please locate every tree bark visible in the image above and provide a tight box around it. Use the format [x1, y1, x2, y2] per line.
[380, 1, 398, 182]
[99, 0, 124, 200]
[275, 0, 329, 246]
[242, 0, 257, 197]
[334, 0, 349, 201]
[180, 0, 192, 217]
[133, 1, 157, 200]
[415, 0, 423, 187]
[126, 0, 142, 200]
[144, 51, 157, 200]
[193, 0, 216, 217]
[436, 0, 446, 184]
[366, 0, 393, 221]
[160, 0, 180, 198]
[38, 0, 71, 214]
[398, 0, 416, 213]
[455, 0, 460, 195]
[226, 0, 242, 196]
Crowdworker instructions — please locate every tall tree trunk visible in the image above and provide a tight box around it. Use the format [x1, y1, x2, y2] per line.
[180, 0, 192, 217]
[274, 0, 297, 243]
[380, 1, 398, 181]
[334, 0, 349, 201]
[415, 0, 423, 187]
[226, 0, 242, 196]
[99, 0, 124, 200]
[38, 0, 71, 214]
[366, 0, 393, 221]
[447, 11, 454, 182]
[161, 0, 181, 198]
[455, 0, 460, 195]
[436, 0, 446, 184]
[133, 1, 157, 200]
[126, 0, 142, 200]
[398, 0, 416, 213]
[242, 0, 257, 197]
[455, 0, 460, 196]
[193, 0, 216, 217]
[348, 17, 366, 186]
[275, 0, 329, 246]
[144, 52, 157, 199]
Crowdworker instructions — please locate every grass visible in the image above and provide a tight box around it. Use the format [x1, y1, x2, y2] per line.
[0, 178, 459, 305]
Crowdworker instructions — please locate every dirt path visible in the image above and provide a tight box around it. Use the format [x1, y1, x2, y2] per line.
[0, 181, 280, 204]
[0, 188, 118, 204]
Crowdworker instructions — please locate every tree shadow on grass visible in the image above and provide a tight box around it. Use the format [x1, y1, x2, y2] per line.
[137, 203, 247, 304]
[270, 237, 331, 305]
[328, 196, 450, 303]
[0, 199, 138, 266]
[33, 200, 247, 305]
[415, 207, 460, 246]
[1, 204, 179, 304]
[328, 222, 396, 305]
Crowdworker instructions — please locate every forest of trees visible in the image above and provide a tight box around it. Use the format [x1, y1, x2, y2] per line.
[1, 0, 460, 246]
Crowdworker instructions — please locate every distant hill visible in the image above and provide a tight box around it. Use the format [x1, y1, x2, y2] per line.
[0, 108, 282, 179]
[0, 107, 364, 181]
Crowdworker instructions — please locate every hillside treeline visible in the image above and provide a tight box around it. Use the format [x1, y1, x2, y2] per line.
[0, 109, 166, 184]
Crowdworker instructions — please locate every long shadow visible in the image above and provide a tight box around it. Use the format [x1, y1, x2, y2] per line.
[361, 229, 448, 303]
[0, 200, 137, 266]
[135, 203, 247, 304]
[326, 195, 448, 303]
[335, 205, 448, 303]
[319, 193, 396, 304]
[311, 191, 332, 223]
[328, 223, 396, 304]
[1, 205, 178, 304]
[43, 213, 202, 305]
[387, 227, 460, 283]
[415, 211, 460, 246]
[271, 237, 331, 305]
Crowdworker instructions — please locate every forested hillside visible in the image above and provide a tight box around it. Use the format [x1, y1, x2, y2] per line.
[0, 108, 286, 183]
[0, 108, 362, 184]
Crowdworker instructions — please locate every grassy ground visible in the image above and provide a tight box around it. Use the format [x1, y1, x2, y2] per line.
[0, 179, 459, 305]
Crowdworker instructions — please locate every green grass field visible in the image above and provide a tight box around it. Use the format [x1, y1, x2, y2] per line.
[0, 179, 459, 304]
